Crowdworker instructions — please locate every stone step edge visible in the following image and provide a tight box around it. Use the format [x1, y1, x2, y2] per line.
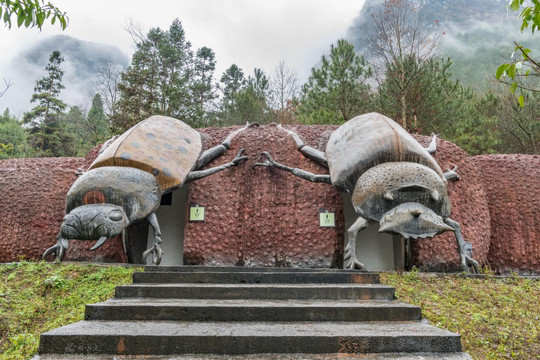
[39, 320, 463, 356]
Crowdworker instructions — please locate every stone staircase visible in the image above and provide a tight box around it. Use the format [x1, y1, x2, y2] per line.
[35, 267, 471, 359]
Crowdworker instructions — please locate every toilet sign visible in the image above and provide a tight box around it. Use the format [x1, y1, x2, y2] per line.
[319, 208, 335, 227]
[189, 202, 205, 222]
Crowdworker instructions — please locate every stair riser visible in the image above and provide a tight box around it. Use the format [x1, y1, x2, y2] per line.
[84, 305, 421, 322]
[132, 272, 380, 284]
[144, 266, 370, 273]
[39, 334, 462, 355]
[114, 286, 395, 301]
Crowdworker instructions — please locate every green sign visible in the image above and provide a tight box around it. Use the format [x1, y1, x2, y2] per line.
[319, 208, 335, 227]
[189, 203, 205, 222]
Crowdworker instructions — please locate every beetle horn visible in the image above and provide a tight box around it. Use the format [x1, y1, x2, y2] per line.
[90, 236, 108, 251]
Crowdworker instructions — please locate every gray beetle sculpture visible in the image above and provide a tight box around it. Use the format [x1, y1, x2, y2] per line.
[43, 115, 249, 265]
[255, 112, 479, 273]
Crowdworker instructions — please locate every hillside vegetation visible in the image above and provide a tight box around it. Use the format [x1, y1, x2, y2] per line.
[0, 262, 538, 359]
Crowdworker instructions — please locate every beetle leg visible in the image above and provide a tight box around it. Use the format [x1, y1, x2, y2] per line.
[142, 212, 163, 265]
[196, 123, 251, 169]
[253, 152, 331, 184]
[186, 148, 248, 183]
[43, 235, 69, 262]
[277, 125, 328, 167]
[344, 216, 368, 270]
[443, 166, 460, 181]
[444, 218, 480, 274]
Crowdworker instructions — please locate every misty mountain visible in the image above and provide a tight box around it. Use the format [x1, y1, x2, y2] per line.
[346, 0, 537, 90]
[3, 35, 128, 114]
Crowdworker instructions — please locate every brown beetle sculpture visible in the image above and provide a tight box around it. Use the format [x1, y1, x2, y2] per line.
[43, 115, 249, 265]
[255, 113, 479, 273]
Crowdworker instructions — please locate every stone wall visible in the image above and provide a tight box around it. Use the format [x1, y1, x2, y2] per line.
[0, 157, 126, 263]
[184, 125, 344, 267]
[0, 126, 537, 274]
[472, 154, 540, 274]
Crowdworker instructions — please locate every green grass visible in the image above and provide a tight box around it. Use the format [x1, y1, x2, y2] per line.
[0, 262, 538, 360]
[0, 261, 138, 360]
[381, 270, 540, 360]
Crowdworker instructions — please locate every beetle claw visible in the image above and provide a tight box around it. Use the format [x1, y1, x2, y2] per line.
[43, 238, 68, 262]
[142, 243, 163, 265]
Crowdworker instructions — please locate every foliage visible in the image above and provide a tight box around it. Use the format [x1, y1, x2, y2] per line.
[496, 0, 540, 106]
[0, 108, 30, 159]
[64, 96, 111, 157]
[113, 19, 218, 131]
[297, 39, 372, 125]
[365, 0, 441, 130]
[381, 272, 540, 360]
[489, 88, 540, 154]
[218, 66, 273, 125]
[22, 50, 77, 157]
[377, 56, 459, 133]
[0, 261, 138, 360]
[191, 47, 219, 127]
[0, 0, 67, 30]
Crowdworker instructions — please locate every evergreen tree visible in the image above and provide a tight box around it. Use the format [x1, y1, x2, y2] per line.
[219, 66, 271, 125]
[297, 39, 372, 125]
[86, 94, 111, 144]
[220, 64, 246, 104]
[23, 50, 75, 156]
[113, 19, 219, 131]
[191, 46, 218, 127]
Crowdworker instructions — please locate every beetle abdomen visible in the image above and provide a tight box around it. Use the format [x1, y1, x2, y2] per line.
[326, 113, 444, 193]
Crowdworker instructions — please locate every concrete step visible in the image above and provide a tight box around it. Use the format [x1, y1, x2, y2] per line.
[115, 283, 395, 301]
[34, 353, 473, 360]
[85, 298, 421, 322]
[38, 320, 463, 355]
[133, 270, 380, 284]
[144, 266, 367, 273]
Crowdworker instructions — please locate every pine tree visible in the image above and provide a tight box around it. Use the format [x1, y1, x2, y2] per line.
[297, 39, 372, 125]
[23, 50, 74, 156]
[113, 19, 212, 131]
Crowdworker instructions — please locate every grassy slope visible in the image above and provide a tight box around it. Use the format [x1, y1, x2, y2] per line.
[382, 271, 540, 359]
[0, 261, 138, 360]
[0, 262, 538, 360]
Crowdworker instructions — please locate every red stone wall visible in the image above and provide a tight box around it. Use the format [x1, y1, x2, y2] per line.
[184, 126, 491, 271]
[0, 128, 536, 274]
[184, 125, 344, 267]
[410, 136, 491, 272]
[0, 157, 126, 263]
[472, 154, 540, 274]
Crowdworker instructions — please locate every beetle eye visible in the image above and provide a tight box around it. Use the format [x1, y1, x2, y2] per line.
[109, 210, 124, 221]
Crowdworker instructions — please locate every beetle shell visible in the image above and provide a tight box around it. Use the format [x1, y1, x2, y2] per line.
[90, 115, 202, 191]
[326, 112, 444, 193]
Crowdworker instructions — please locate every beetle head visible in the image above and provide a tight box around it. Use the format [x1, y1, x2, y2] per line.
[378, 202, 453, 239]
[60, 204, 129, 250]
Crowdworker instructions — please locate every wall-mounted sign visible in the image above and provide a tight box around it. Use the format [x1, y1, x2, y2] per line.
[319, 208, 335, 227]
[189, 202, 205, 222]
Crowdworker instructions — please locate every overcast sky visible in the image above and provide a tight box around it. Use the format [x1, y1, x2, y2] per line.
[0, 0, 366, 115]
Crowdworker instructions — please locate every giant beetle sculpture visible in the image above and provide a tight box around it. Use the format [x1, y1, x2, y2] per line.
[43, 115, 249, 265]
[255, 112, 479, 273]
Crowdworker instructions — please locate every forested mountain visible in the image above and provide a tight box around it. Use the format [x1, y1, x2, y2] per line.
[4, 35, 127, 112]
[346, 0, 538, 90]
